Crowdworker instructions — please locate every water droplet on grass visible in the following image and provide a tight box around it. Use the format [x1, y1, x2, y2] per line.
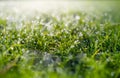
[75, 15, 80, 20]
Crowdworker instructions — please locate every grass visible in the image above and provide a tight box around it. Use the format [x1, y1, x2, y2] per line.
[0, 1, 120, 78]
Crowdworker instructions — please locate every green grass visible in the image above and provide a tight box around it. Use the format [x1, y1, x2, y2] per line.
[0, 2, 120, 78]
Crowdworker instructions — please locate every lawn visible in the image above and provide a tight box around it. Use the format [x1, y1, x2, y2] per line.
[0, 1, 120, 78]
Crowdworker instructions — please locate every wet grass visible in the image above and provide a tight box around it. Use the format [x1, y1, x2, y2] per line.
[0, 2, 120, 78]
